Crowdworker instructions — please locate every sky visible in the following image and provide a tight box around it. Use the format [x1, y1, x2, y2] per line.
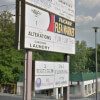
[0, 0, 100, 48]
[75, 0, 100, 48]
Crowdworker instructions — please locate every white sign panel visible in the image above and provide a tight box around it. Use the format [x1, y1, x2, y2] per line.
[25, 5, 75, 54]
[54, 62, 69, 87]
[35, 61, 54, 76]
[35, 76, 54, 90]
[25, 0, 75, 21]
[34, 61, 69, 90]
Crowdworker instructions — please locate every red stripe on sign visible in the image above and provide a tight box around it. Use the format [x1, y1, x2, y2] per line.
[47, 14, 54, 32]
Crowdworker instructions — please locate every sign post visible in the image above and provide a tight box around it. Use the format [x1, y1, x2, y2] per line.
[23, 50, 32, 100]
[64, 54, 70, 100]
[15, 0, 21, 50]
[23, 50, 27, 100]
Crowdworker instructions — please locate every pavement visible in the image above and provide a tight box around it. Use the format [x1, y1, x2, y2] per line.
[0, 93, 100, 100]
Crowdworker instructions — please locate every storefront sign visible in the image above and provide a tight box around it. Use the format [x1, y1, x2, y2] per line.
[24, 5, 75, 54]
[25, 0, 75, 21]
[33, 61, 69, 90]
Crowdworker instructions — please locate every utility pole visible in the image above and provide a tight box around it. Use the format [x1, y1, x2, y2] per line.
[92, 27, 100, 100]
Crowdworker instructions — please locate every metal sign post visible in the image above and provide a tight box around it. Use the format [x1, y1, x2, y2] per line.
[23, 50, 32, 100]
[64, 54, 70, 100]
[15, 0, 21, 50]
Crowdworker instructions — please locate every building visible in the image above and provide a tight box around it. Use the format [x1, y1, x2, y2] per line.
[17, 73, 100, 98]
[70, 72, 100, 97]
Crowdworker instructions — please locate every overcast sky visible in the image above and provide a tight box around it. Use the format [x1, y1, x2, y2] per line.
[0, 0, 100, 48]
[76, 0, 100, 47]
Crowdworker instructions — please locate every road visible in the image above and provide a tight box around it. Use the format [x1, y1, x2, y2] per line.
[0, 93, 100, 100]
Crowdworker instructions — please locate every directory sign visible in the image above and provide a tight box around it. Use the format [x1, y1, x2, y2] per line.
[33, 61, 69, 90]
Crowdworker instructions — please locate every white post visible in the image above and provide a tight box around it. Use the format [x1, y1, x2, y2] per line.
[90, 84, 92, 94]
[17, 86, 20, 95]
[94, 82, 96, 93]
[87, 85, 89, 95]
[61, 87, 63, 97]
[32, 91, 35, 97]
[81, 83, 85, 97]
[53, 88, 58, 99]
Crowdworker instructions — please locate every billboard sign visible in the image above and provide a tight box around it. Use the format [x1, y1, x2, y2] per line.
[20, 0, 75, 54]
[25, 0, 75, 21]
[54, 62, 69, 88]
[33, 61, 69, 90]
[22, 4, 75, 54]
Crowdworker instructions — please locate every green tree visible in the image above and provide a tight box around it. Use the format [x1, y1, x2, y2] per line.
[85, 47, 95, 72]
[86, 44, 100, 72]
[32, 51, 64, 61]
[0, 11, 24, 83]
[70, 40, 100, 72]
[70, 41, 89, 72]
[98, 44, 100, 72]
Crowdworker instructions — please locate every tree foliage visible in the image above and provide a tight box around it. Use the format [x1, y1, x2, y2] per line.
[70, 41, 100, 72]
[70, 41, 88, 72]
[0, 11, 100, 83]
[0, 11, 24, 83]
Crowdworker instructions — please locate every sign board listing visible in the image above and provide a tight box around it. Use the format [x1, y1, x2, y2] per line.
[20, 0, 75, 54]
[23, 5, 75, 54]
[25, 0, 75, 21]
[33, 61, 69, 90]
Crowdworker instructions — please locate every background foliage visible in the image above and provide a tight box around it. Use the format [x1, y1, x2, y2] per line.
[0, 11, 100, 83]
